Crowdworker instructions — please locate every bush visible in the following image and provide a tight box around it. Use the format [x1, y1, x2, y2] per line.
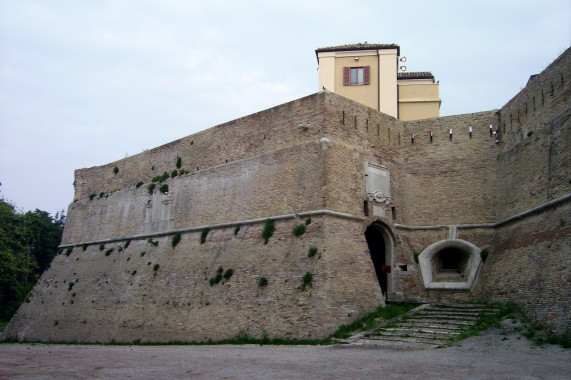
[262, 219, 275, 244]
[200, 228, 210, 244]
[105, 248, 114, 256]
[135, 181, 144, 188]
[305, 218, 312, 225]
[82, 244, 88, 251]
[99, 244, 105, 251]
[171, 170, 178, 178]
[176, 156, 182, 169]
[223, 269, 234, 280]
[153, 264, 160, 272]
[113, 166, 119, 174]
[292, 224, 306, 237]
[89, 194, 97, 200]
[148, 183, 156, 194]
[65, 247, 73, 256]
[480, 249, 489, 262]
[308, 246, 318, 258]
[413, 251, 420, 264]
[124, 240, 131, 249]
[171, 232, 181, 248]
[299, 272, 313, 291]
[159, 184, 168, 194]
[257, 276, 268, 287]
[147, 239, 158, 247]
[234, 225, 241, 235]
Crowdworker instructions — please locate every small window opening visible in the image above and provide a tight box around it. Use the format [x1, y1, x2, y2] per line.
[363, 200, 369, 216]
[350, 67, 364, 85]
[391, 207, 396, 220]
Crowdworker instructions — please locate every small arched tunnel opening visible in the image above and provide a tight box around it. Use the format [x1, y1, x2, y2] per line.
[432, 247, 469, 282]
[365, 223, 391, 296]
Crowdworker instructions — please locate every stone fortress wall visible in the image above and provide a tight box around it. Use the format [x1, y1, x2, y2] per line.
[2, 49, 569, 343]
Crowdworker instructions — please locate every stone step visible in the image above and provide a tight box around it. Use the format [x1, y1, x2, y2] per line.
[398, 322, 465, 331]
[422, 308, 486, 315]
[381, 327, 462, 336]
[382, 326, 464, 334]
[363, 335, 448, 345]
[406, 314, 479, 321]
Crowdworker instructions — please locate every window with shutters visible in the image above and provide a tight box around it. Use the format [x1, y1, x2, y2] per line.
[343, 66, 370, 86]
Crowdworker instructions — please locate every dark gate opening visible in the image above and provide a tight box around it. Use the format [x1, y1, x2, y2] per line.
[365, 225, 387, 296]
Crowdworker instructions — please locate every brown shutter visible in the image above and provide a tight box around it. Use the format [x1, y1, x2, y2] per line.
[343, 67, 350, 86]
[363, 66, 370, 85]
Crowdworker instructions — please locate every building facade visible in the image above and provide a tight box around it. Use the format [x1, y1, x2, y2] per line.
[316, 43, 441, 120]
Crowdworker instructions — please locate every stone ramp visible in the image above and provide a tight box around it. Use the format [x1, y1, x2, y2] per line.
[342, 304, 500, 349]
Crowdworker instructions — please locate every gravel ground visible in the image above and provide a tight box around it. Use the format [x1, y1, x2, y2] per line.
[0, 328, 569, 379]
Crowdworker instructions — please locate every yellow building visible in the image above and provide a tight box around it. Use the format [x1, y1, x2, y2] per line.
[316, 43, 441, 120]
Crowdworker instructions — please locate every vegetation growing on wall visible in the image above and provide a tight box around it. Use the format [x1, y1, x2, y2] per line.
[159, 184, 169, 194]
[257, 276, 268, 287]
[176, 156, 182, 169]
[413, 250, 420, 264]
[234, 225, 241, 235]
[308, 246, 319, 258]
[292, 224, 306, 237]
[262, 219, 275, 244]
[113, 166, 119, 174]
[135, 181, 144, 188]
[200, 229, 210, 244]
[148, 183, 156, 194]
[171, 232, 181, 248]
[299, 272, 313, 291]
[65, 247, 73, 256]
[480, 249, 489, 263]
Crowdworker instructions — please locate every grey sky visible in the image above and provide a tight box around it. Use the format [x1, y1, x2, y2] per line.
[0, 0, 569, 216]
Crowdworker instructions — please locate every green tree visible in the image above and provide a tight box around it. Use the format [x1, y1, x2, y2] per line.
[0, 200, 64, 319]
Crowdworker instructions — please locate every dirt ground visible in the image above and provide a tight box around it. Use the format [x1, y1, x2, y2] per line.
[0, 328, 569, 380]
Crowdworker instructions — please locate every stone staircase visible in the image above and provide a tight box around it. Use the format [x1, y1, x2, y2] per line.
[346, 304, 500, 348]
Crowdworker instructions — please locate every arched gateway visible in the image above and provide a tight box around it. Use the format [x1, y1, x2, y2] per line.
[364, 222, 393, 300]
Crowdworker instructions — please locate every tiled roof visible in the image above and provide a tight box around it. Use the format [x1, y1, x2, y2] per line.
[316, 43, 400, 56]
[397, 72, 434, 80]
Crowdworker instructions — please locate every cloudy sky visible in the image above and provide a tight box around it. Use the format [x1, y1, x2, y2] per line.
[0, 0, 569, 216]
